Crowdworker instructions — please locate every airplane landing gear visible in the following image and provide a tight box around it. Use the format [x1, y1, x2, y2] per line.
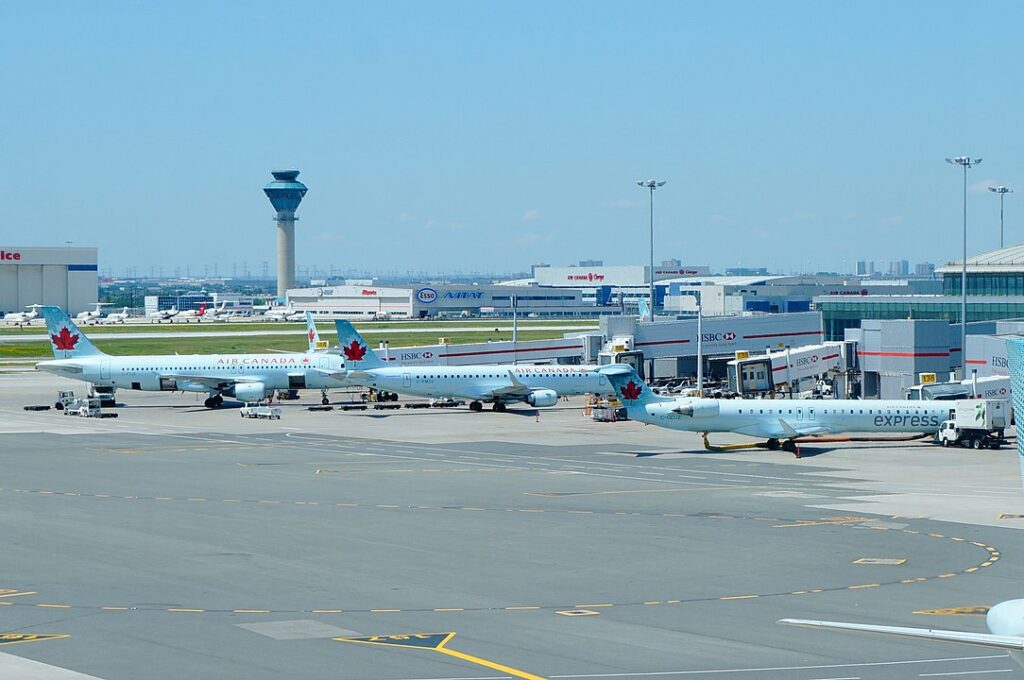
[469, 401, 483, 412]
[766, 438, 780, 450]
[203, 395, 224, 408]
[781, 439, 800, 458]
[492, 402, 507, 412]
[321, 389, 330, 406]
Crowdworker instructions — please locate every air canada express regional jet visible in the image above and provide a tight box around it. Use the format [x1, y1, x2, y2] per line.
[598, 363, 950, 454]
[35, 306, 347, 407]
[335, 319, 612, 411]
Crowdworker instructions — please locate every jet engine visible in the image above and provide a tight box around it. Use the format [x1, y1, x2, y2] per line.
[526, 389, 558, 407]
[672, 400, 720, 418]
[233, 382, 268, 403]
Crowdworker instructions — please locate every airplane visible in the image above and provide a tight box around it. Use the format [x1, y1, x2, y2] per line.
[335, 319, 613, 411]
[596, 363, 949, 454]
[75, 302, 108, 324]
[208, 301, 231, 320]
[104, 306, 131, 323]
[306, 312, 329, 353]
[3, 304, 42, 325]
[147, 306, 179, 322]
[777, 335, 1024, 668]
[265, 306, 305, 322]
[36, 306, 348, 408]
[174, 302, 208, 322]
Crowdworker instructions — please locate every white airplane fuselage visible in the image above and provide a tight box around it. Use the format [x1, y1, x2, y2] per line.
[357, 364, 610, 402]
[38, 353, 347, 395]
[636, 397, 950, 435]
[634, 399, 946, 436]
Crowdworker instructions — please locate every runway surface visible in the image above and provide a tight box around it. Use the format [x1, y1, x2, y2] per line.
[1, 372, 1022, 679]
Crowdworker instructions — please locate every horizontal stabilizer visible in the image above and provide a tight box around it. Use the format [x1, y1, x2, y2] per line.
[777, 618, 1024, 652]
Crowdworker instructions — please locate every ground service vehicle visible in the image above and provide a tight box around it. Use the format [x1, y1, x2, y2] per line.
[240, 404, 282, 420]
[934, 399, 1008, 449]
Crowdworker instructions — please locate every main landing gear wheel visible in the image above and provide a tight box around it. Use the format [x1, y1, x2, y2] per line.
[492, 402, 507, 412]
[766, 438, 781, 450]
[204, 395, 224, 408]
[781, 439, 801, 458]
[469, 401, 483, 412]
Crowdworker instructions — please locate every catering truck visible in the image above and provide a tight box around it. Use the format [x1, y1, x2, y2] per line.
[934, 399, 1008, 449]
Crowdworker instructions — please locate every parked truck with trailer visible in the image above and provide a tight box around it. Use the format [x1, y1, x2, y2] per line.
[934, 399, 1008, 449]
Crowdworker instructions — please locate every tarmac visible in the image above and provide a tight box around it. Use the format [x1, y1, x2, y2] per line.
[2, 370, 1023, 679]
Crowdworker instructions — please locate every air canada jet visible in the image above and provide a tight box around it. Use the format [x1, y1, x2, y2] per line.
[597, 364, 948, 454]
[335, 319, 612, 411]
[777, 335, 1024, 668]
[35, 306, 347, 407]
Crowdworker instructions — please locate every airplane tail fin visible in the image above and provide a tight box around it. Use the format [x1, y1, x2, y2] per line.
[306, 312, 326, 352]
[41, 306, 105, 358]
[1004, 337, 1024, 490]
[597, 363, 671, 416]
[334, 319, 385, 369]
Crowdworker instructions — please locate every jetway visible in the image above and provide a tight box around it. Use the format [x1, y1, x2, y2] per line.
[726, 342, 851, 396]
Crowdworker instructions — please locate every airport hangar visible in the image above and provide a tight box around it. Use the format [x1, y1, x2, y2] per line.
[284, 283, 587, 318]
[0, 245, 98, 316]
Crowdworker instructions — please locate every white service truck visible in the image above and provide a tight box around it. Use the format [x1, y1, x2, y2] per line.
[935, 399, 1008, 449]
[63, 397, 101, 418]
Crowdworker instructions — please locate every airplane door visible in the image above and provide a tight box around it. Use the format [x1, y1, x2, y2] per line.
[100, 361, 111, 380]
[795, 407, 803, 421]
[808, 407, 815, 421]
[403, 373, 412, 388]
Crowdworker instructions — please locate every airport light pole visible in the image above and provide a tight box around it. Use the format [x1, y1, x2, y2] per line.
[946, 156, 982, 372]
[637, 179, 666, 320]
[989, 185, 1013, 249]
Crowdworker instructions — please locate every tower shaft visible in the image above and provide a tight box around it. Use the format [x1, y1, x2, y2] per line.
[276, 211, 296, 297]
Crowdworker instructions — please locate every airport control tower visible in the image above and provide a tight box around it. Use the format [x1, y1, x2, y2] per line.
[263, 170, 308, 298]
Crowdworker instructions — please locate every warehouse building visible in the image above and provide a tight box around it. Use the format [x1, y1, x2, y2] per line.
[286, 283, 587, 318]
[0, 245, 98, 315]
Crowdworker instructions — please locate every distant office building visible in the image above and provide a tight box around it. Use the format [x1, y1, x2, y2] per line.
[915, 262, 935, 277]
[577, 259, 604, 267]
[856, 260, 876, 276]
[888, 260, 910, 276]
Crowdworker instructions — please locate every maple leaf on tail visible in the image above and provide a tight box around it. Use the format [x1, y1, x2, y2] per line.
[342, 340, 367, 361]
[619, 381, 642, 401]
[51, 327, 80, 351]
[308, 329, 316, 342]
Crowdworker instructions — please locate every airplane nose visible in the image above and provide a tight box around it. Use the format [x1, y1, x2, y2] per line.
[987, 599, 1024, 636]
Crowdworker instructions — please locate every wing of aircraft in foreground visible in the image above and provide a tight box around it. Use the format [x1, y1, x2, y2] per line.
[731, 420, 834, 439]
[482, 370, 534, 400]
[778, 618, 1024, 652]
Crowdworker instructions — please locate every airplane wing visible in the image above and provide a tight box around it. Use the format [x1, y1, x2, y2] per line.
[481, 370, 533, 400]
[732, 419, 834, 439]
[778, 618, 1024, 652]
[160, 374, 263, 390]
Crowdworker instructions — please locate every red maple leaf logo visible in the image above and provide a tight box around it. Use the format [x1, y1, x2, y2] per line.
[51, 326, 80, 351]
[620, 381, 642, 401]
[342, 340, 367, 361]
[308, 329, 316, 342]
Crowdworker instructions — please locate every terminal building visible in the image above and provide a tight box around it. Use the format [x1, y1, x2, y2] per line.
[0, 245, 98, 315]
[285, 283, 587, 318]
[816, 244, 1024, 340]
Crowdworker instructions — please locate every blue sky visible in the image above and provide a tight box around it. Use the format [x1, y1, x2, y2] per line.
[0, 1, 1021, 278]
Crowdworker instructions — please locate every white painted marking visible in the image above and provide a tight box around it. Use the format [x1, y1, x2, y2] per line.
[919, 671, 1014, 677]
[0, 652, 106, 679]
